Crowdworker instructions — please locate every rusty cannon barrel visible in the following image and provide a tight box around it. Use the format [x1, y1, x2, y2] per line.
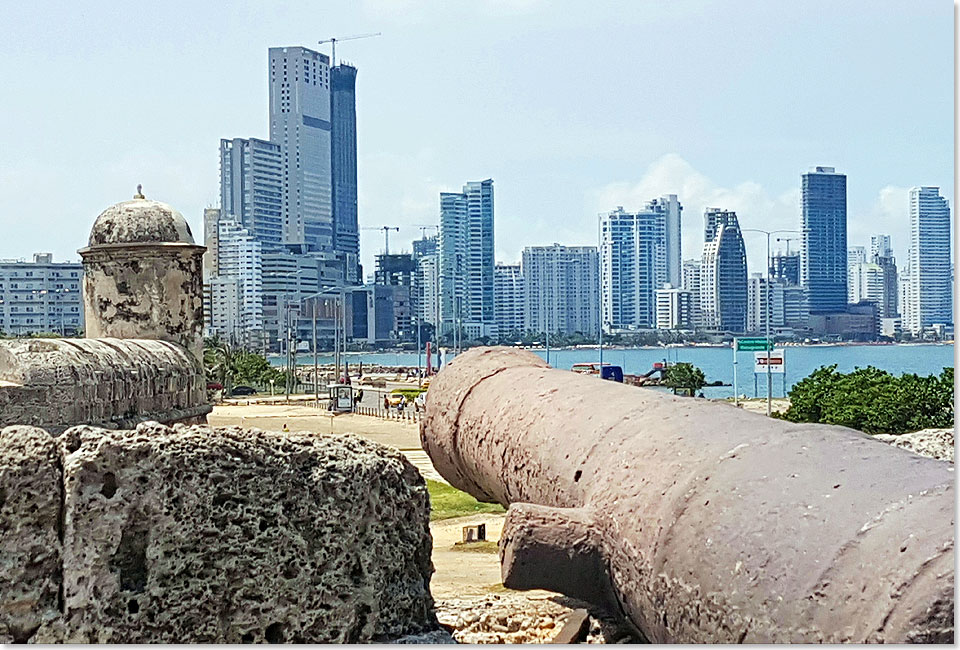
[421, 347, 954, 643]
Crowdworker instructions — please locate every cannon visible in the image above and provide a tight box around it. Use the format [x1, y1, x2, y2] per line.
[421, 348, 954, 643]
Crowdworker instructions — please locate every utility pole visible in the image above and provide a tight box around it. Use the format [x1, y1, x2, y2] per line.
[744, 228, 799, 416]
[598, 214, 604, 369]
[312, 299, 318, 408]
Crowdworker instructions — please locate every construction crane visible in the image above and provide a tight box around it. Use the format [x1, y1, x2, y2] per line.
[775, 235, 801, 255]
[414, 224, 438, 239]
[318, 32, 381, 67]
[362, 226, 400, 255]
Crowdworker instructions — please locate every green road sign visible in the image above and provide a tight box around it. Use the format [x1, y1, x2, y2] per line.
[736, 337, 773, 351]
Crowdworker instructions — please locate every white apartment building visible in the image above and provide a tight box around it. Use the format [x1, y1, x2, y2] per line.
[746, 274, 786, 333]
[0, 253, 84, 336]
[415, 253, 439, 328]
[208, 219, 263, 348]
[600, 206, 667, 330]
[681, 259, 702, 327]
[655, 285, 693, 330]
[522, 245, 599, 336]
[494, 263, 524, 336]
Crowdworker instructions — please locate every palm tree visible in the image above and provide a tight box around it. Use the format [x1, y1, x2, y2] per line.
[203, 336, 240, 395]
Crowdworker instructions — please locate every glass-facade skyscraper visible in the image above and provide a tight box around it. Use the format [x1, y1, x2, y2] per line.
[600, 206, 667, 329]
[906, 186, 952, 332]
[700, 209, 747, 332]
[801, 166, 847, 313]
[438, 179, 495, 338]
[331, 64, 359, 264]
[219, 138, 283, 252]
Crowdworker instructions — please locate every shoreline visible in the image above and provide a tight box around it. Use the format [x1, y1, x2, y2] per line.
[270, 339, 954, 360]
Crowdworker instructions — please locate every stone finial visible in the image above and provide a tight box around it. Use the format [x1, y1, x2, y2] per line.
[134, 184, 145, 199]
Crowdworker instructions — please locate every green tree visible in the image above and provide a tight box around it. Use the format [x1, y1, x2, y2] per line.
[662, 362, 706, 396]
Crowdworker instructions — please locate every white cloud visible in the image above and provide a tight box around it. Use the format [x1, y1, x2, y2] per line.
[590, 154, 801, 274]
[855, 185, 911, 261]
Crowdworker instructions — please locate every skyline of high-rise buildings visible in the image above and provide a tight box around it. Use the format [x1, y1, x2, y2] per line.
[188, 44, 952, 349]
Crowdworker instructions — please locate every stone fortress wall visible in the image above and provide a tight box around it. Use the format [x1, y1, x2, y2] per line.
[1, 423, 438, 643]
[0, 190, 443, 643]
[0, 338, 208, 433]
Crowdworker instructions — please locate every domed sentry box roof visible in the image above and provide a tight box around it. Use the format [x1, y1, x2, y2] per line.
[84, 185, 196, 247]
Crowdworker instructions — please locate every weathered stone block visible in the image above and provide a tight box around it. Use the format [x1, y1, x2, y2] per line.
[42, 422, 436, 643]
[0, 426, 61, 642]
[0, 338, 210, 433]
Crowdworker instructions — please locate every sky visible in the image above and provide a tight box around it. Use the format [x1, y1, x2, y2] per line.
[0, 0, 953, 278]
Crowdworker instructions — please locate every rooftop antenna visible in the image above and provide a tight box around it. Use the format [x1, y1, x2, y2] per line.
[318, 32, 381, 67]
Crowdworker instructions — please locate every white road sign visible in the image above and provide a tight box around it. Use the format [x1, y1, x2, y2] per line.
[754, 349, 785, 374]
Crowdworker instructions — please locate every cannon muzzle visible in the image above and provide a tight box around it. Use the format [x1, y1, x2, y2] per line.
[421, 347, 954, 643]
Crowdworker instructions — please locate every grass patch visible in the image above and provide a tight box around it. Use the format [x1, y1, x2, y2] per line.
[451, 540, 499, 554]
[427, 479, 506, 521]
[392, 388, 427, 401]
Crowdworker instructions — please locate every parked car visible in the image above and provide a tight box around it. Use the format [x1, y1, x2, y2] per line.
[231, 385, 256, 396]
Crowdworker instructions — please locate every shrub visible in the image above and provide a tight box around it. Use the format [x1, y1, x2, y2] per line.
[662, 362, 706, 396]
[774, 365, 954, 434]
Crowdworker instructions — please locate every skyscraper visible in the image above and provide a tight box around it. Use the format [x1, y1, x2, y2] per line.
[700, 209, 747, 332]
[494, 263, 524, 336]
[801, 166, 847, 313]
[522, 245, 599, 336]
[600, 206, 667, 329]
[905, 186, 952, 333]
[210, 219, 264, 348]
[438, 179, 495, 339]
[681, 259, 702, 327]
[268, 46, 333, 252]
[655, 285, 693, 330]
[870, 234, 893, 259]
[769, 252, 800, 286]
[746, 274, 785, 333]
[374, 253, 416, 339]
[649, 194, 682, 288]
[847, 246, 867, 303]
[331, 64, 359, 264]
[219, 138, 283, 252]
[202, 207, 221, 282]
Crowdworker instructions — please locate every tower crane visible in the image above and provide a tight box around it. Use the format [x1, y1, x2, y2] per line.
[775, 235, 801, 255]
[362, 226, 400, 255]
[318, 32, 381, 67]
[414, 224, 438, 239]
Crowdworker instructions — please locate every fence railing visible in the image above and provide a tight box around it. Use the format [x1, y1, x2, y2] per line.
[352, 405, 421, 423]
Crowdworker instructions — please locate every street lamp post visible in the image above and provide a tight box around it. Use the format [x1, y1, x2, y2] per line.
[416, 317, 422, 386]
[742, 228, 800, 416]
[598, 213, 604, 369]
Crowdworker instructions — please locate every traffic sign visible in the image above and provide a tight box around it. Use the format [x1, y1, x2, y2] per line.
[736, 337, 773, 351]
[754, 350, 785, 374]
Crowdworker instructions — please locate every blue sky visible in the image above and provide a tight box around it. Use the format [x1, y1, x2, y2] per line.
[0, 0, 952, 276]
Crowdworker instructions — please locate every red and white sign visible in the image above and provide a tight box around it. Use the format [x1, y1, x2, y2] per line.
[754, 349, 785, 374]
